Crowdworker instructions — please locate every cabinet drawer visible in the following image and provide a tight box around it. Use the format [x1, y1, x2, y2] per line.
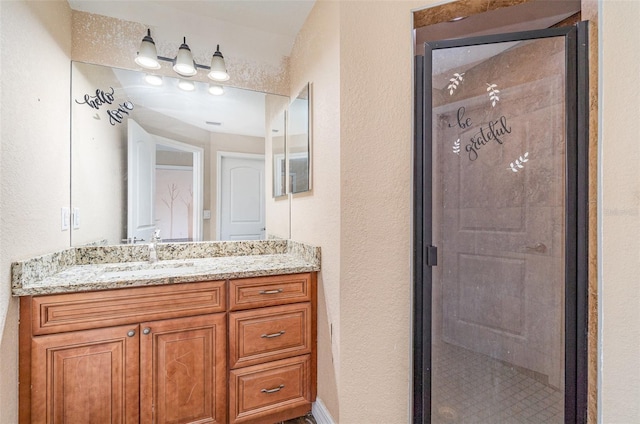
[229, 355, 311, 424]
[229, 303, 311, 368]
[229, 273, 311, 311]
[30, 280, 225, 335]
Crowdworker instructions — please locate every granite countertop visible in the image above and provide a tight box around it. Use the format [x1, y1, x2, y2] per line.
[12, 240, 320, 296]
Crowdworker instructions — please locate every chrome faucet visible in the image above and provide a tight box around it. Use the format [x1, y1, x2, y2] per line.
[149, 229, 161, 263]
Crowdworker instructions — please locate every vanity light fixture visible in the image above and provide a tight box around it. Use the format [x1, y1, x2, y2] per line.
[134, 29, 161, 69]
[208, 84, 224, 96]
[135, 29, 230, 81]
[208, 45, 230, 82]
[173, 37, 197, 77]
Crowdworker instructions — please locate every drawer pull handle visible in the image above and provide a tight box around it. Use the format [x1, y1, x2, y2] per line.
[261, 330, 286, 339]
[261, 384, 285, 394]
[127, 330, 136, 337]
[259, 288, 284, 295]
[142, 327, 151, 335]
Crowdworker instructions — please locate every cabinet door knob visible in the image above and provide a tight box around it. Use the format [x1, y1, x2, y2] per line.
[261, 330, 286, 339]
[127, 330, 136, 337]
[261, 384, 284, 394]
[142, 327, 151, 335]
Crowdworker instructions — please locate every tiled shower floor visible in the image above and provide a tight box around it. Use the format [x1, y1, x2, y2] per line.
[431, 342, 563, 423]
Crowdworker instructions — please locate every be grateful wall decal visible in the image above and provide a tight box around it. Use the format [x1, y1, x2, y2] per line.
[75, 87, 134, 126]
[445, 72, 529, 172]
[447, 105, 512, 162]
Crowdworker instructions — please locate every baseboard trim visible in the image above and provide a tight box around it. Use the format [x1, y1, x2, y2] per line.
[312, 398, 336, 424]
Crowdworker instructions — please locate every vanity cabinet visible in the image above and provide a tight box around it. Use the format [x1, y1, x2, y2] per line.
[228, 273, 316, 423]
[20, 280, 227, 424]
[19, 272, 316, 424]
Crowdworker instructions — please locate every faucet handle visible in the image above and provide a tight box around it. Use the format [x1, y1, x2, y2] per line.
[151, 228, 161, 242]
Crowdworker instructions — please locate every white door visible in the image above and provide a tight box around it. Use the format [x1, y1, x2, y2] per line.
[127, 120, 156, 243]
[219, 155, 265, 240]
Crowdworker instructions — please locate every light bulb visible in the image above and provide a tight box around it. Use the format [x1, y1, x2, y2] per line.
[178, 80, 195, 91]
[144, 74, 163, 86]
[208, 84, 224, 95]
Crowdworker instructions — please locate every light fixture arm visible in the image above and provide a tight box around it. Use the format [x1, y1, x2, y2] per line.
[155, 55, 213, 71]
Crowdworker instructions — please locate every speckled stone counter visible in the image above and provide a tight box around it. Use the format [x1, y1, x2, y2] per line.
[12, 240, 320, 296]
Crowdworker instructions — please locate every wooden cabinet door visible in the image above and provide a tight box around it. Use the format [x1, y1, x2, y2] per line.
[31, 324, 140, 424]
[140, 313, 226, 424]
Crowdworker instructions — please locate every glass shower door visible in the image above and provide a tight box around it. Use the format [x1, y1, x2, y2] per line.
[420, 27, 585, 424]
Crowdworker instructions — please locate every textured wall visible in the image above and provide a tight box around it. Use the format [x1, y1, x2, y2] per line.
[288, 0, 342, 419]
[599, 1, 640, 422]
[0, 0, 72, 420]
[338, 2, 423, 422]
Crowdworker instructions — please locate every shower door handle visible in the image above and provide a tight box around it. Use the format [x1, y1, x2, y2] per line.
[525, 243, 547, 254]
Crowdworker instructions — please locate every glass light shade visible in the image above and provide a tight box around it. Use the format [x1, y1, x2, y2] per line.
[208, 84, 224, 95]
[178, 80, 195, 91]
[144, 74, 163, 86]
[208, 46, 229, 81]
[135, 34, 160, 70]
[173, 40, 197, 77]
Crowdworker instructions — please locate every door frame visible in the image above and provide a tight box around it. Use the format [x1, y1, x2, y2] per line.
[216, 151, 266, 240]
[412, 24, 589, 423]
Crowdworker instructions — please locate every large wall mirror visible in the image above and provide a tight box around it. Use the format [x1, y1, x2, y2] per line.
[71, 61, 290, 246]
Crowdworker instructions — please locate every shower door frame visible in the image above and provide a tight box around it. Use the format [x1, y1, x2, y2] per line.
[412, 23, 589, 424]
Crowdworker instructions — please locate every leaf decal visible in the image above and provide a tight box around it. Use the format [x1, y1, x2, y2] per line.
[448, 72, 465, 96]
[486, 83, 500, 107]
[508, 151, 529, 173]
[452, 138, 460, 155]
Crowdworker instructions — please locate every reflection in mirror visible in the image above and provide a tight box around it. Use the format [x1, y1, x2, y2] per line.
[272, 109, 286, 198]
[288, 83, 311, 194]
[71, 61, 289, 246]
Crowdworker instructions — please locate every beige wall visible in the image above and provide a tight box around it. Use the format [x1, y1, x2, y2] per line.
[288, 0, 342, 419]
[599, 1, 640, 422]
[289, 0, 422, 421]
[0, 0, 72, 421]
[338, 2, 423, 422]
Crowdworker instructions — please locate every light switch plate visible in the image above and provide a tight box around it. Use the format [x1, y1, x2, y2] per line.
[72, 207, 80, 229]
[61, 207, 70, 231]
[203, 210, 211, 220]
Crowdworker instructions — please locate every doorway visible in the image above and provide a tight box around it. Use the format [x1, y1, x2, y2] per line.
[127, 119, 204, 243]
[216, 153, 266, 240]
[413, 25, 588, 423]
